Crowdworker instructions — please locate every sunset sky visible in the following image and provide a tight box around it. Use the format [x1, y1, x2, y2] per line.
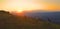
[0, 0, 60, 12]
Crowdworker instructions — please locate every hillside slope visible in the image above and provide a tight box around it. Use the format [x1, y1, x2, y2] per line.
[0, 10, 60, 29]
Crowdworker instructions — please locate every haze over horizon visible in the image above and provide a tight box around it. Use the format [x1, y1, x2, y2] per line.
[0, 0, 60, 12]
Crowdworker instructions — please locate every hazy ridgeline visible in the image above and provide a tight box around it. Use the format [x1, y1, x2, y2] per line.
[0, 10, 60, 29]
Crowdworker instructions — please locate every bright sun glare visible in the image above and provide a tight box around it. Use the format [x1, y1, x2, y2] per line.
[0, 0, 59, 12]
[3, 0, 44, 12]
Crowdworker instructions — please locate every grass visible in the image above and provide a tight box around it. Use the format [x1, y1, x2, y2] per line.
[14, 16, 60, 29]
[0, 14, 60, 29]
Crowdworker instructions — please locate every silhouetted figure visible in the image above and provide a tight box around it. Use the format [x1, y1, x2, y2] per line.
[48, 18, 51, 22]
[47, 17, 53, 29]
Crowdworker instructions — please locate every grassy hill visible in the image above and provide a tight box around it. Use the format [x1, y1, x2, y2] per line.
[16, 16, 48, 29]
[16, 16, 60, 29]
[0, 10, 60, 29]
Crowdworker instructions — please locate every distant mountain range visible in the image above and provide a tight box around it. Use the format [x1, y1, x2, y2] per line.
[25, 11, 60, 24]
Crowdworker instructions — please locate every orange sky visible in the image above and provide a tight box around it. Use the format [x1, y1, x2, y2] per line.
[0, 0, 60, 12]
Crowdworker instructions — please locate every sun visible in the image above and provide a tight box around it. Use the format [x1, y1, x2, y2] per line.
[1, 0, 45, 13]
[16, 10, 24, 13]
